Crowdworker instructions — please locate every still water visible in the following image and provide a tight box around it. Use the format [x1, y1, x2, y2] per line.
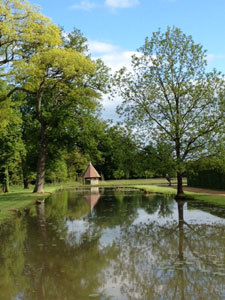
[0, 188, 225, 300]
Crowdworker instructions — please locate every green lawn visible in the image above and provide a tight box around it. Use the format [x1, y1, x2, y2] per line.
[0, 182, 79, 223]
[189, 194, 225, 207]
[131, 184, 225, 207]
[132, 184, 177, 195]
[99, 177, 181, 186]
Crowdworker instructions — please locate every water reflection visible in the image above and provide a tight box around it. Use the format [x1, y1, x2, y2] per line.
[0, 188, 224, 299]
[84, 187, 100, 214]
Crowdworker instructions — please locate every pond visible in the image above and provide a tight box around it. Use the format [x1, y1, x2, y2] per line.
[0, 187, 225, 300]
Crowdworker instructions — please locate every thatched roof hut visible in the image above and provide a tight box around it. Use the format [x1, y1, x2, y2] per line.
[83, 162, 101, 185]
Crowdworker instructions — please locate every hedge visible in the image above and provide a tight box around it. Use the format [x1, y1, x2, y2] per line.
[187, 170, 225, 190]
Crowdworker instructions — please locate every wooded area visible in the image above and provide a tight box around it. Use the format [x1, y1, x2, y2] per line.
[1, 0, 225, 196]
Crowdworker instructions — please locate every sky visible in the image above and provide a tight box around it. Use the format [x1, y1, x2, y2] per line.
[29, 0, 225, 119]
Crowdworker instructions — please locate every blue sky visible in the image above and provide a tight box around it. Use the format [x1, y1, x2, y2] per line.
[29, 0, 225, 118]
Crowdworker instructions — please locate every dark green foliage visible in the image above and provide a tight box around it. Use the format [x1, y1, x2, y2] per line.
[141, 142, 176, 179]
[0, 97, 25, 190]
[187, 158, 225, 190]
[63, 27, 89, 54]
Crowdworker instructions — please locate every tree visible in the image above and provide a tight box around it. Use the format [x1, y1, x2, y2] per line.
[0, 0, 61, 69]
[142, 141, 176, 183]
[115, 26, 225, 196]
[0, 0, 62, 159]
[0, 80, 22, 135]
[10, 47, 107, 193]
[0, 121, 24, 192]
[0, 83, 25, 192]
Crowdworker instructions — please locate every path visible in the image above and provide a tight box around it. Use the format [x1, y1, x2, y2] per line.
[175, 186, 225, 196]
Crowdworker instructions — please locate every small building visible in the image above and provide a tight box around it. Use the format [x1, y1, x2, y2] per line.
[83, 162, 101, 185]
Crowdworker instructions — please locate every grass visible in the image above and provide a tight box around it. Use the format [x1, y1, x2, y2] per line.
[96, 178, 225, 207]
[132, 184, 177, 195]
[189, 194, 225, 207]
[99, 177, 183, 186]
[0, 182, 79, 223]
[130, 184, 225, 207]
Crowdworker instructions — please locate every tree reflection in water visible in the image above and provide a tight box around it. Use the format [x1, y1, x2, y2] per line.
[0, 188, 224, 299]
[113, 198, 225, 299]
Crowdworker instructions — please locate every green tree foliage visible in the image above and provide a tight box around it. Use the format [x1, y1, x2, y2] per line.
[4, 25, 110, 190]
[142, 142, 176, 183]
[63, 27, 89, 54]
[45, 157, 68, 183]
[187, 156, 225, 189]
[0, 0, 61, 70]
[0, 95, 24, 192]
[115, 26, 225, 196]
[0, 0, 63, 191]
[0, 80, 22, 136]
[10, 47, 101, 193]
[99, 125, 141, 179]
[0, 124, 24, 192]
[65, 149, 89, 181]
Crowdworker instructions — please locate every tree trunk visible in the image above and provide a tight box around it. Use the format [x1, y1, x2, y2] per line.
[21, 154, 29, 189]
[177, 171, 184, 196]
[175, 140, 184, 196]
[33, 124, 48, 193]
[23, 177, 29, 189]
[2, 167, 9, 193]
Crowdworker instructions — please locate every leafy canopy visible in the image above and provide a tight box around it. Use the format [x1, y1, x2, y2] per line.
[11, 48, 96, 92]
[0, 0, 61, 67]
[115, 26, 225, 164]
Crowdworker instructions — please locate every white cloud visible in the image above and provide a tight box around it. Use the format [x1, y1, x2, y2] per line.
[88, 40, 141, 72]
[70, 0, 140, 11]
[207, 53, 225, 64]
[100, 51, 140, 72]
[70, 1, 98, 10]
[88, 40, 141, 120]
[88, 40, 119, 54]
[105, 0, 140, 8]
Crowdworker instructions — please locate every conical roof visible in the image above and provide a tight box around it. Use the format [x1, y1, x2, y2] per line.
[83, 162, 101, 179]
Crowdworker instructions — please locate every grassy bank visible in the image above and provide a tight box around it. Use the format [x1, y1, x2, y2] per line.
[189, 194, 225, 207]
[99, 177, 181, 186]
[131, 184, 225, 207]
[101, 179, 225, 207]
[132, 184, 177, 195]
[0, 182, 79, 223]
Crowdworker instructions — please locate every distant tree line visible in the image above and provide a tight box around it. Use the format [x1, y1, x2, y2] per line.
[0, 0, 179, 193]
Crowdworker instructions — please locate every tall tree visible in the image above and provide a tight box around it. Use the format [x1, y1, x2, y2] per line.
[11, 48, 106, 193]
[0, 0, 62, 135]
[115, 27, 225, 196]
